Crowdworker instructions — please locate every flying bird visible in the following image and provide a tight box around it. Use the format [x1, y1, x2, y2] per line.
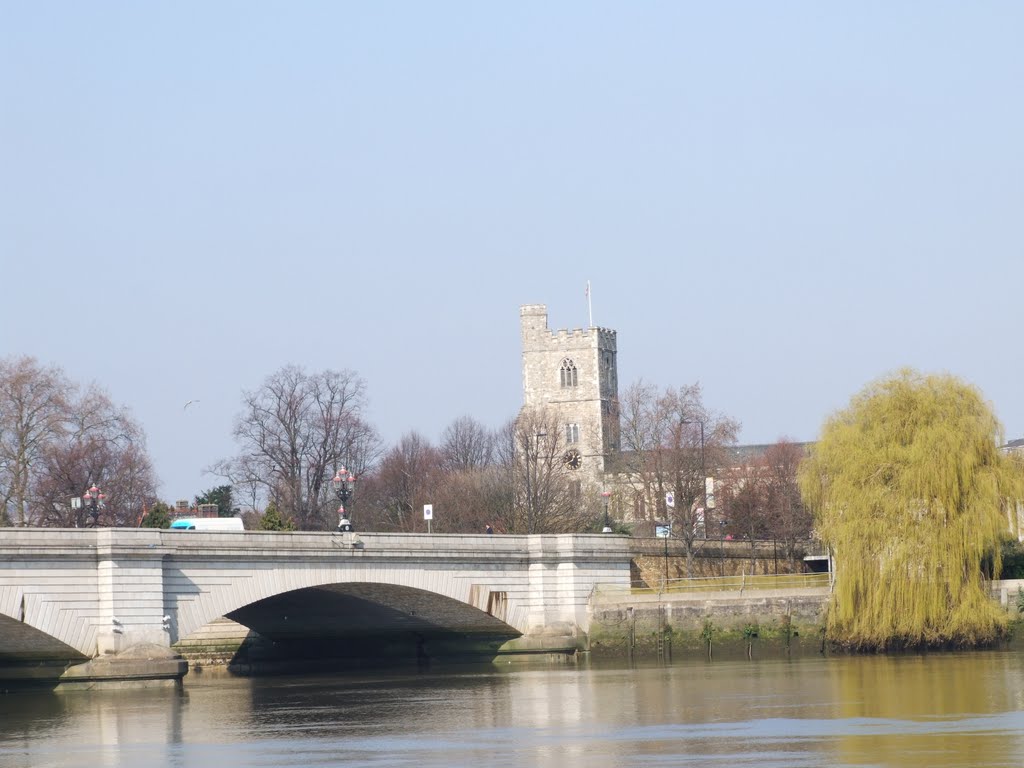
[184, 399, 200, 410]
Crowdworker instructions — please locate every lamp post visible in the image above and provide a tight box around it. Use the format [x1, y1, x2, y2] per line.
[719, 518, 727, 576]
[601, 490, 612, 533]
[333, 466, 356, 532]
[664, 527, 669, 589]
[83, 483, 105, 527]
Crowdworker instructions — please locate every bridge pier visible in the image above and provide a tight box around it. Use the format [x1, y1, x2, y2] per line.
[95, 529, 174, 656]
[55, 646, 188, 689]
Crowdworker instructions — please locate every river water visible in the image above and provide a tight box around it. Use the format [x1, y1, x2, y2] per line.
[2, 650, 1023, 768]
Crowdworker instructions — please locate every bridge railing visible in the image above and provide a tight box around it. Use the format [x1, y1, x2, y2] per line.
[628, 536, 825, 558]
[594, 571, 832, 599]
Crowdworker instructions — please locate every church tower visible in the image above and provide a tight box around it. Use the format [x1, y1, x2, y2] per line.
[520, 304, 619, 486]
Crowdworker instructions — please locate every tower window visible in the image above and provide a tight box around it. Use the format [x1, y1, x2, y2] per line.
[560, 359, 578, 388]
[566, 423, 580, 444]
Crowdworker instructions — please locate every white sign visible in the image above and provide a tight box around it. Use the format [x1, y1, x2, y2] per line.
[423, 504, 433, 520]
[705, 477, 715, 509]
[665, 491, 675, 508]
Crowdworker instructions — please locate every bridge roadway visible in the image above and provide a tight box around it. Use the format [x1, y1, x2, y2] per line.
[0, 528, 631, 684]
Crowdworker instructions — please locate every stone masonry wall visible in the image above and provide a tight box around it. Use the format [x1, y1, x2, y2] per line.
[588, 591, 829, 661]
[520, 303, 618, 485]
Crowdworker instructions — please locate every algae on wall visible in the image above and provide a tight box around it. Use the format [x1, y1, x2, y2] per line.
[587, 594, 828, 660]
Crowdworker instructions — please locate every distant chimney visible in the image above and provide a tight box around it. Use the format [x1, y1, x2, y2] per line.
[197, 503, 219, 518]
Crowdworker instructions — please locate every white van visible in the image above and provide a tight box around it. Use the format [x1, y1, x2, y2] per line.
[170, 517, 244, 532]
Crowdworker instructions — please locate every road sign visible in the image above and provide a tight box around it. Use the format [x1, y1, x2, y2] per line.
[423, 504, 433, 520]
[665, 491, 675, 508]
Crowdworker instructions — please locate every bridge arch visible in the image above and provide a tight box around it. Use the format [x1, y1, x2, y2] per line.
[170, 563, 528, 644]
[0, 614, 89, 663]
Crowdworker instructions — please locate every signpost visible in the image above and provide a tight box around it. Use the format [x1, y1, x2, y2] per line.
[423, 503, 433, 534]
[656, 522, 672, 592]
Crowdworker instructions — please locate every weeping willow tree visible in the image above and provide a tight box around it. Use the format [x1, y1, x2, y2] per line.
[799, 369, 1024, 650]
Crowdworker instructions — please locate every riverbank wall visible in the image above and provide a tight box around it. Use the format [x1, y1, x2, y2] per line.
[587, 583, 829, 660]
[588, 578, 1024, 660]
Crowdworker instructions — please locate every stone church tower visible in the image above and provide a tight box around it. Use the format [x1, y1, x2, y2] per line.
[520, 304, 619, 486]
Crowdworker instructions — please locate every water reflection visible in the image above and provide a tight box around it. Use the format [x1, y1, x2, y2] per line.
[828, 652, 1024, 766]
[1, 653, 1023, 767]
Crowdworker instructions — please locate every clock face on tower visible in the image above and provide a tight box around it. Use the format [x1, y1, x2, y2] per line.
[563, 449, 582, 470]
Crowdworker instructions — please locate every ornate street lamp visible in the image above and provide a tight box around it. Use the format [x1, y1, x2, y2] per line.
[83, 483, 106, 527]
[333, 466, 356, 532]
[601, 490, 613, 533]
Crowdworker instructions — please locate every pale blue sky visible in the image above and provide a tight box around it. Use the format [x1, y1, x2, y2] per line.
[2, 3, 1022, 500]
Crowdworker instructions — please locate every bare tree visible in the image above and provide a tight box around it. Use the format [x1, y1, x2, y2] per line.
[207, 453, 265, 514]
[408, 416, 500, 532]
[428, 463, 513, 533]
[32, 388, 157, 528]
[719, 439, 812, 570]
[219, 365, 381, 530]
[761, 439, 813, 563]
[504, 408, 598, 534]
[361, 431, 442, 532]
[720, 455, 770, 568]
[0, 357, 158, 528]
[619, 381, 740, 575]
[357, 419, 511, 534]
[0, 357, 69, 526]
[439, 415, 495, 473]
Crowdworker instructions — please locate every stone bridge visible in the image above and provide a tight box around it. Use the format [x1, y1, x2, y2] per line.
[0, 528, 631, 683]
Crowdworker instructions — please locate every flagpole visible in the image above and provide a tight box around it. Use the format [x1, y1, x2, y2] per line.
[587, 280, 593, 327]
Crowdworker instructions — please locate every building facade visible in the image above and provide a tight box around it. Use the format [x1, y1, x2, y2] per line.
[519, 304, 620, 488]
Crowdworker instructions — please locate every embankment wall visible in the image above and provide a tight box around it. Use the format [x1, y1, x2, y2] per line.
[588, 579, 1024, 661]
[588, 589, 828, 660]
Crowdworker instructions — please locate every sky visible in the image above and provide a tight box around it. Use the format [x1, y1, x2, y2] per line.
[2, 3, 1022, 501]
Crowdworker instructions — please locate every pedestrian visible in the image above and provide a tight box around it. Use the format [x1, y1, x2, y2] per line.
[485, 523, 493, 535]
